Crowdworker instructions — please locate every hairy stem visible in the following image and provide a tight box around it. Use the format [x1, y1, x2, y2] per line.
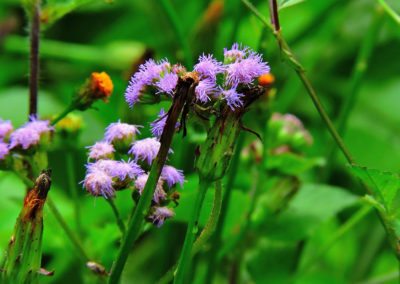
[174, 179, 209, 284]
[108, 76, 197, 284]
[28, 0, 40, 117]
[106, 199, 126, 235]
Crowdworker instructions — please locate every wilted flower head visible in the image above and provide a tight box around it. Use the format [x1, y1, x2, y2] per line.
[105, 121, 140, 144]
[83, 169, 114, 199]
[88, 141, 115, 160]
[0, 120, 13, 140]
[0, 142, 9, 159]
[129, 137, 161, 165]
[161, 165, 184, 188]
[149, 207, 175, 227]
[194, 54, 224, 80]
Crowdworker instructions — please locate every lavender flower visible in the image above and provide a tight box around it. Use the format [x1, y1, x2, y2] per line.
[161, 165, 184, 188]
[156, 72, 178, 95]
[9, 127, 40, 150]
[194, 54, 224, 80]
[0, 142, 9, 159]
[223, 43, 249, 62]
[87, 159, 143, 180]
[0, 120, 13, 140]
[195, 79, 219, 103]
[88, 141, 115, 160]
[221, 88, 244, 110]
[125, 59, 172, 107]
[25, 116, 53, 134]
[129, 137, 161, 165]
[105, 121, 141, 144]
[149, 207, 175, 227]
[150, 109, 180, 139]
[225, 53, 270, 86]
[83, 169, 115, 198]
[134, 173, 166, 203]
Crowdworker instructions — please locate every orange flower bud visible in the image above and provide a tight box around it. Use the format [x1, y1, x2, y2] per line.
[258, 73, 275, 86]
[90, 72, 113, 101]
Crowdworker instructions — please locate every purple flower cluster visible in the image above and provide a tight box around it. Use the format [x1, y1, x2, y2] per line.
[125, 43, 270, 112]
[82, 120, 184, 227]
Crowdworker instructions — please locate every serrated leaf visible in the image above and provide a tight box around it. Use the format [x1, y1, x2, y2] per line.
[350, 165, 400, 214]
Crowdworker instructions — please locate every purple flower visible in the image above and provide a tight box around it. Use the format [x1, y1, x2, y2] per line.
[222, 88, 244, 110]
[194, 54, 224, 80]
[105, 121, 141, 143]
[226, 54, 270, 86]
[87, 141, 115, 160]
[0, 142, 9, 159]
[9, 127, 40, 149]
[156, 72, 178, 95]
[125, 59, 172, 107]
[0, 120, 13, 140]
[88, 159, 143, 180]
[134, 174, 166, 203]
[149, 207, 175, 227]
[25, 116, 53, 134]
[161, 165, 184, 188]
[129, 137, 161, 165]
[150, 109, 168, 139]
[83, 169, 115, 198]
[223, 43, 249, 62]
[195, 78, 219, 103]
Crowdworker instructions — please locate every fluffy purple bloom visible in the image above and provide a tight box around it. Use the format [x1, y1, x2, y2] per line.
[9, 127, 40, 149]
[129, 137, 161, 165]
[223, 43, 249, 62]
[134, 174, 166, 203]
[195, 78, 219, 103]
[149, 207, 175, 227]
[87, 159, 143, 180]
[25, 116, 53, 134]
[88, 141, 115, 160]
[194, 54, 224, 80]
[156, 72, 178, 95]
[222, 88, 244, 110]
[150, 109, 168, 139]
[161, 165, 184, 188]
[226, 54, 270, 86]
[125, 59, 172, 107]
[0, 120, 13, 140]
[0, 142, 9, 159]
[83, 169, 115, 199]
[105, 121, 141, 143]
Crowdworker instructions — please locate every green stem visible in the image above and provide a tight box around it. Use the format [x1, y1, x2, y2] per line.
[66, 152, 82, 235]
[28, 0, 40, 117]
[241, 0, 355, 165]
[376, 0, 400, 25]
[108, 77, 196, 284]
[205, 133, 245, 283]
[159, 0, 193, 68]
[51, 104, 75, 125]
[157, 180, 223, 284]
[46, 197, 90, 262]
[174, 179, 209, 284]
[106, 199, 126, 235]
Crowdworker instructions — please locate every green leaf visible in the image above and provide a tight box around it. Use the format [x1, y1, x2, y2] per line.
[350, 165, 400, 214]
[279, 0, 306, 11]
[266, 152, 325, 175]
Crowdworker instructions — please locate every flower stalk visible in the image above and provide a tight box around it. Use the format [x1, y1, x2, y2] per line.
[28, 0, 40, 117]
[108, 74, 198, 284]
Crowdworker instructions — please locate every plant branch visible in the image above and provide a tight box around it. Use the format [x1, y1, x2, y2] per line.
[51, 104, 75, 125]
[376, 0, 400, 25]
[29, 0, 41, 117]
[269, 0, 280, 31]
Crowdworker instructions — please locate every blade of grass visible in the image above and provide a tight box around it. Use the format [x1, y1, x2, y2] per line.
[376, 0, 400, 25]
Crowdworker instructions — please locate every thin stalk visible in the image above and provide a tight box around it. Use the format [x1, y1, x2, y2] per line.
[46, 197, 90, 262]
[29, 0, 40, 117]
[376, 0, 400, 25]
[108, 77, 196, 284]
[157, 180, 223, 284]
[66, 152, 82, 235]
[268, 0, 280, 31]
[159, 0, 193, 67]
[51, 104, 75, 125]
[106, 199, 126, 235]
[174, 179, 209, 284]
[205, 133, 245, 283]
[241, 0, 355, 165]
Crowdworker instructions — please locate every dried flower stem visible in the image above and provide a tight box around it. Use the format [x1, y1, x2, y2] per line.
[108, 76, 197, 284]
[29, 0, 40, 117]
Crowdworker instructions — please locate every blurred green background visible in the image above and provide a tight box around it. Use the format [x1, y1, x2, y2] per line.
[0, 0, 399, 283]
